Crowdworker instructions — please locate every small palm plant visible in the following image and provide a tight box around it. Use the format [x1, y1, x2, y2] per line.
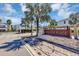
[7, 19, 12, 32]
[49, 20, 57, 29]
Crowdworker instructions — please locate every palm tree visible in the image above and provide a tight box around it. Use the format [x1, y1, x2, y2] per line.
[24, 3, 52, 36]
[7, 19, 12, 31]
[21, 18, 27, 30]
[24, 4, 35, 36]
[49, 20, 57, 27]
[69, 12, 79, 39]
[34, 3, 52, 36]
[25, 16, 34, 36]
[39, 15, 51, 27]
[69, 12, 79, 25]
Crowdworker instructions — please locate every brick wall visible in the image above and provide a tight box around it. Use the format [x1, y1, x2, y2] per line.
[44, 29, 70, 37]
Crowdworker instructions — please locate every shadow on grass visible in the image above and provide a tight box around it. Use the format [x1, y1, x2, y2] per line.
[0, 37, 41, 51]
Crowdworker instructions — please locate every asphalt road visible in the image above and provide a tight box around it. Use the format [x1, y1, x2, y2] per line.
[0, 32, 32, 56]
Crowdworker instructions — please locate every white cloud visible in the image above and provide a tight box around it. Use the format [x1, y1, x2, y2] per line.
[51, 3, 70, 11]
[0, 4, 22, 25]
[20, 3, 30, 12]
[4, 16, 21, 25]
[20, 3, 26, 12]
[58, 8, 72, 19]
[58, 4, 72, 19]
[51, 3, 72, 19]
[61, 4, 70, 9]
[4, 4, 16, 13]
[51, 4, 61, 11]
[11, 18, 21, 25]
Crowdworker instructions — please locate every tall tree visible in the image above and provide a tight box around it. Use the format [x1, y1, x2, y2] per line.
[7, 19, 12, 31]
[34, 3, 52, 36]
[24, 4, 35, 36]
[49, 20, 57, 27]
[69, 12, 79, 25]
[24, 3, 52, 36]
[21, 18, 27, 30]
[69, 12, 79, 39]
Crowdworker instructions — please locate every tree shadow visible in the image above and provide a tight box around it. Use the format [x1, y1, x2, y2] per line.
[0, 37, 41, 51]
[0, 39, 26, 51]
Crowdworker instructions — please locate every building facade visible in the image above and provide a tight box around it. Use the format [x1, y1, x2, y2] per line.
[0, 23, 8, 31]
[57, 18, 70, 26]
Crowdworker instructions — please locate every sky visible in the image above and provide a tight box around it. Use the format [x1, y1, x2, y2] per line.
[0, 3, 24, 25]
[0, 3, 79, 25]
[50, 3, 79, 21]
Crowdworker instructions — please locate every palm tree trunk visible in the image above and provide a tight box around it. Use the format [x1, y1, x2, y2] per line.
[25, 24, 27, 30]
[8, 25, 11, 32]
[74, 25, 77, 39]
[31, 21, 33, 36]
[36, 17, 39, 36]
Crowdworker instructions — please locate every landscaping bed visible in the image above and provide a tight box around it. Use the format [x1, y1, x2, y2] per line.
[38, 35, 79, 50]
[31, 41, 67, 56]
[24, 37, 79, 56]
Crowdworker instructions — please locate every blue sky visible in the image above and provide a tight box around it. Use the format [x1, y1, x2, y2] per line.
[50, 3, 79, 20]
[0, 3, 79, 25]
[0, 3, 24, 25]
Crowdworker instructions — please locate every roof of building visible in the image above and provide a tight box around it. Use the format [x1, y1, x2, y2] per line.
[57, 18, 69, 22]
